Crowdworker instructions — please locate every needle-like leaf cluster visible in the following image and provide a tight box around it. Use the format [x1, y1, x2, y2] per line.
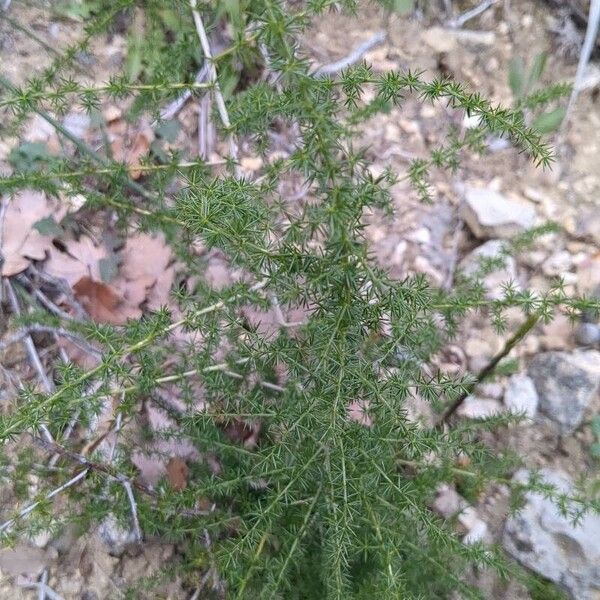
[1, 1, 599, 599]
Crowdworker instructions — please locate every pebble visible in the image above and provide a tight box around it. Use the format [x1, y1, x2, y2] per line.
[528, 350, 600, 434]
[406, 227, 431, 245]
[432, 485, 466, 519]
[460, 239, 518, 300]
[432, 487, 488, 545]
[457, 396, 503, 419]
[97, 515, 138, 557]
[63, 112, 91, 139]
[461, 187, 536, 239]
[575, 323, 600, 346]
[504, 374, 538, 420]
[568, 207, 600, 245]
[504, 469, 600, 600]
[476, 382, 504, 400]
[0, 544, 49, 577]
[457, 506, 489, 545]
[542, 250, 573, 277]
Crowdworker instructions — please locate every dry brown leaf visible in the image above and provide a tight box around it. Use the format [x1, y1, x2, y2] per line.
[131, 405, 200, 487]
[119, 232, 172, 280]
[44, 236, 107, 286]
[44, 233, 176, 324]
[113, 232, 176, 310]
[110, 122, 154, 179]
[222, 418, 262, 449]
[166, 457, 189, 491]
[74, 277, 142, 325]
[44, 237, 144, 324]
[1, 190, 66, 276]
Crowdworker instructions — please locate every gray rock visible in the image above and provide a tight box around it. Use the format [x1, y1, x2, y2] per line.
[97, 515, 138, 556]
[504, 469, 600, 600]
[0, 543, 49, 577]
[570, 208, 600, 245]
[63, 112, 91, 139]
[460, 239, 518, 300]
[528, 350, 600, 434]
[457, 395, 503, 419]
[461, 187, 536, 239]
[432, 484, 467, 519]
[575, 323, 600, 347]
[504, 374, 539, 420]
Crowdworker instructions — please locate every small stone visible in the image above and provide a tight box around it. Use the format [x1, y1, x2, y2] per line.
[523, 187, 545, 203]
[63, 112, 91, 139]
[97, 515, 138, 556]
[569, 207, 600, 245]
[460, 239, 518, 300]
[24, 114, 55, 143]
[462, 113, 482, 129]
[476, 382, 504, 400]
[503, 469, 600, 600]
[457, 396, 503, 419]
[421, 27, 457, 52]
[542, 250, 573, 277]
[458, 507, 488, 545]
[461, 187, 536, 239]
[465, 337, 496, 372]
[240, 156, 263, 174]
[539, 314, 574, 351]
[102, 105, 122, 123]
[575, 323, 600, 346]
[432, 485, 466, 519]
[504, 374, 538, 420]
[528, 350, 600, 434]
[413, 256, 444, 286]
[31, 530, 52, 549]
[0, 544, 49, 577]
[487, 136, 512, 152]
[452, 29, 495, 46]
[392, 240, 408, 265]
[406, 227, 431, 245]
[462, 518, 488, 545]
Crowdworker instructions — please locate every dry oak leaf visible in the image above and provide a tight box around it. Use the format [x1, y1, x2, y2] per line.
[72, 276, 138, 325]
[114, 232, 176, 311]
[110, 121, 154, 180]
[44, 237, 141, 324]
[132, 404, 200, 487]
[166, 457, 189, 491]
[44, 236, 107, 286]
[1, 190, 66, 276]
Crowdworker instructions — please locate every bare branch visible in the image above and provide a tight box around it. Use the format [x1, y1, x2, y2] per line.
[447, 0, 499, 28]
[565, 0, 600, 121]
[313, 31, 386, 77]
[158, 63, 210, 122]
[0, 468, 89, 534]
[189, 0, 239, 163]
[4, 280, 55, 445]
[123, 481, 143, 543]
[0, 324, 101, 358]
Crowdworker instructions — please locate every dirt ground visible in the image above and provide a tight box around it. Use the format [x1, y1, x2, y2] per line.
[1, 0, 600, 598]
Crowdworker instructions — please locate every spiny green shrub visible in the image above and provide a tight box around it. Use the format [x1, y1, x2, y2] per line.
[1, 2, 599, 599]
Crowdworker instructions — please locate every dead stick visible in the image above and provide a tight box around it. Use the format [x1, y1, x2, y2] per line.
[437, 312, 541, 427]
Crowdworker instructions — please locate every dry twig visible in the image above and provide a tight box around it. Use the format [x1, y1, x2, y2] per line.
[313, 31, 386, 77]
[0, 468, 89, 534]
[565, 0, 600, 121]
[447, 0, 499, 28]
[189, 0, 239, 163]
[4, 280, 55, 445]
[123, 480, 143, 543]
[0, 324, 101, 358]
[158, 64, 211, 122]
